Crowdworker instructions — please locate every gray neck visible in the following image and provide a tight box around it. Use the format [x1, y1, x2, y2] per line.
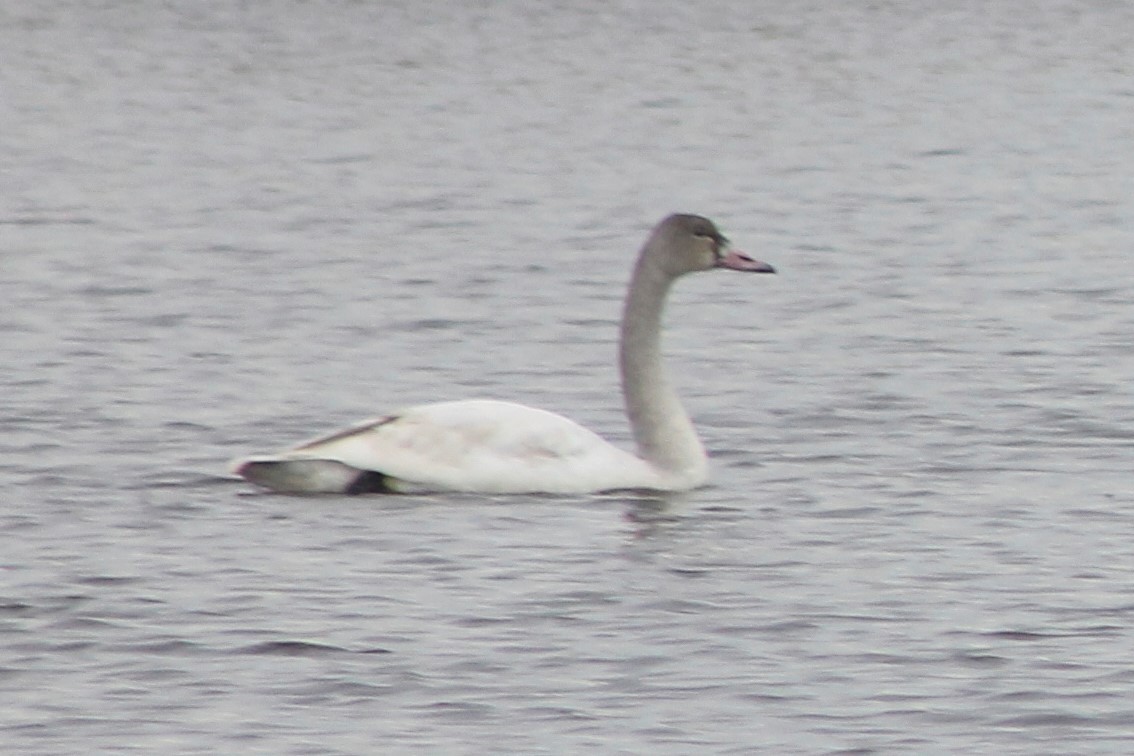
[619, 255, 707, 477]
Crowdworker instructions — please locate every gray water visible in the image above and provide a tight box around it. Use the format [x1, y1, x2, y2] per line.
[4, 1, 1134, 753]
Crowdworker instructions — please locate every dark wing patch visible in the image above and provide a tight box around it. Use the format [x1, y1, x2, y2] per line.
[345, 470, 397, 495]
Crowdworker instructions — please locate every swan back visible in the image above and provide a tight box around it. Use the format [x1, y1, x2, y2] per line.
[254, 400, 667, 494]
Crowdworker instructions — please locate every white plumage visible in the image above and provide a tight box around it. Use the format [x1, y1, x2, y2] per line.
[234, 214, 774, 495]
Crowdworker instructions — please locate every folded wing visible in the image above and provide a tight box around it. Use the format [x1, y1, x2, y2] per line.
[236, 399, 658, 494]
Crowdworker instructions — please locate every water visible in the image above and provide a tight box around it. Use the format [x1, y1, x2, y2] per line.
[4, 1, 1134, 752]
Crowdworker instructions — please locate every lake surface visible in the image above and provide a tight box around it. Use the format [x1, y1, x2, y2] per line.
[4, 1, 1134, 752]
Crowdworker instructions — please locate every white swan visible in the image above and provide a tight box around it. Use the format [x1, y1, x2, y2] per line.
[234, 213, 774, 494]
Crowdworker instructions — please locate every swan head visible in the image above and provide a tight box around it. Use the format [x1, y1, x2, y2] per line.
[646, 214, 776, 277]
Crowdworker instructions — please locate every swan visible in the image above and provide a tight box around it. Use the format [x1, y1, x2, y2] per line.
[233, 213, 775, 494]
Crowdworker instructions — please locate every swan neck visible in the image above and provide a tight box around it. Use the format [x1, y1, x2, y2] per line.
[619, 257, 706, 480]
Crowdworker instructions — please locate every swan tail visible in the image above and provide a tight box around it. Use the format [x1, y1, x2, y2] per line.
[234, 457, 397, 495]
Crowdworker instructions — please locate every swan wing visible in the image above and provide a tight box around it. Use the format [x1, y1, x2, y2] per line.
[241, 399, 660, 494]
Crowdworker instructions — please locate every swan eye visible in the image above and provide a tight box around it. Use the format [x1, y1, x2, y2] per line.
[685, 217, 726, 255]
[694, 231, 727, 256]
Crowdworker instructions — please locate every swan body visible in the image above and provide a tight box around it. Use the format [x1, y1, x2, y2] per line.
[239, 399, 669, 495]
[234, 214, 775, 495]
